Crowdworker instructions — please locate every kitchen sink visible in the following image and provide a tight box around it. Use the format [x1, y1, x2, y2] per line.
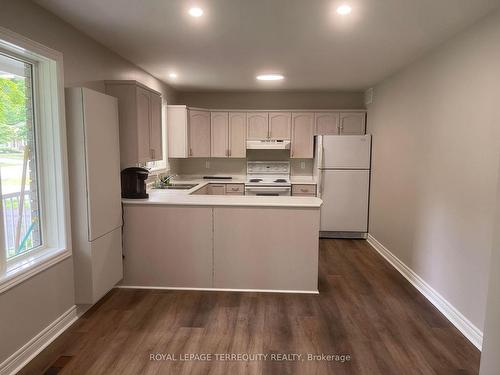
[156, 184, 197, 190]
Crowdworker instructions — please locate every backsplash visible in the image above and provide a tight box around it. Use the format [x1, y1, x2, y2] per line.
[170, 150, 313, 177]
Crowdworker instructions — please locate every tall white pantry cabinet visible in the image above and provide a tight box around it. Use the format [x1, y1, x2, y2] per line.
[65, 87, 123, 304]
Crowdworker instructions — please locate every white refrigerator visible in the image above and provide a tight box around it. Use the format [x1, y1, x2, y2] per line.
[315, 135, 371, 238]
[66, 87, 123, 304]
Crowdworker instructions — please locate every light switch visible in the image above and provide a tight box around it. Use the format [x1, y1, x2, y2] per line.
[205, 160, 210, 169]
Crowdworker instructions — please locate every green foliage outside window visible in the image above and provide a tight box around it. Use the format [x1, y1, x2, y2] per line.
[0, 77, 28, 145]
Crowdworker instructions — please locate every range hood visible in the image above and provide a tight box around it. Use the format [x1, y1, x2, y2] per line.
[246, 140, 291, 150]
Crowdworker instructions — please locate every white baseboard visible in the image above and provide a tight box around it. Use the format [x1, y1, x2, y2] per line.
[115, 285, 319, 294]
[0, 305, 78, 375]
[366, 234, 483, 350]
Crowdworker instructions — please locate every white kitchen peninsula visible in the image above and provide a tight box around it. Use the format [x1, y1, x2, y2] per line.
[121, 188, 322, 293]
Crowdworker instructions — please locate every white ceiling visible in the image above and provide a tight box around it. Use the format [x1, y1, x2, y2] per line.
[35, 0, 500, 91]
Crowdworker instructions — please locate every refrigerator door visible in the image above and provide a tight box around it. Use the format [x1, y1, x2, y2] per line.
[83, 89, 122, 241]
[320, 135, 371, 169]
[320, 170, 369, 232]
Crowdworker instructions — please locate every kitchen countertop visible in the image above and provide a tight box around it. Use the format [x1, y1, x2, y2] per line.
[123, 176, 322, 208]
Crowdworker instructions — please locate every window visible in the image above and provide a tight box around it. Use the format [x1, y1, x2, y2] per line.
[0, 26, 70, 286]
[0, 53, 42, 260]
[146, 104, 168, 172]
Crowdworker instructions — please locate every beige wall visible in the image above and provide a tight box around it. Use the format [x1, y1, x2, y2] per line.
[173, 150, 314, 177]
[480, 157, 500, 373]
[175, 90, 364, 109]
[367, 10, 500, 331]
[0, 0, 176, 366]
[0, 259, 75, 363]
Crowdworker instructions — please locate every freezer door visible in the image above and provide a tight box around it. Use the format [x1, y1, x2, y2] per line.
[83, 89, 122, 241]
[320, 170, 369, 232]
[321, 135, 371, 169]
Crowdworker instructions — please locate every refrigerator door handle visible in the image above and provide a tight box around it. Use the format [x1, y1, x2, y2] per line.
[321, 143, 325, 169]
[319, 170, 325, 198]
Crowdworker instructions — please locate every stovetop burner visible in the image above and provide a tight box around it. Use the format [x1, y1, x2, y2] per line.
[249, 178, 263, 183]
[274, 179, 287, 183]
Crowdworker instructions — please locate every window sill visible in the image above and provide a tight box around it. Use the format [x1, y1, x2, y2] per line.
[0, 247, 71, 294]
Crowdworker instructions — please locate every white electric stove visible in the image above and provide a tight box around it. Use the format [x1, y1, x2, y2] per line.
[245, 161, 291, 196]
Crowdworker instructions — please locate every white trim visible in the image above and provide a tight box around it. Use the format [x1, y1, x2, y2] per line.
[366, 234, 483, 350]
[0, 27, 72, 289]
[115, 285, 319, 294]
[0, 305, 77, 375]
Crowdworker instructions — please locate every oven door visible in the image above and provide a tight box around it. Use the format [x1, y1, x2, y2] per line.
[244, 185, 291, 196]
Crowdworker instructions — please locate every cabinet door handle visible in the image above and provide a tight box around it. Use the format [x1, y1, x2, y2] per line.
[231, 187, 239, 191]
[300, 188, 308, 192]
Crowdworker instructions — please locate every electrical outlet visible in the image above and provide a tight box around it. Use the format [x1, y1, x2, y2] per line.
[300, 161, 306, 169]
[205, 160, 210, 169]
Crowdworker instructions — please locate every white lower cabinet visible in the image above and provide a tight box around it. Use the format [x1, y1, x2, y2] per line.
[122, 205, 320, 292]
[123, 206, 213, 288]
[208, 184, 226, 195]
[192, 183, 245, 195]
[292, 184, 317, 196]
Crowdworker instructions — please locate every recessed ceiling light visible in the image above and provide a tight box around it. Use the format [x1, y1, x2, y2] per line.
[188, 7, 204, 17]
[336, 4, 352, 15]
[169, 72, 178, 79]
[256, 74, 284, 81]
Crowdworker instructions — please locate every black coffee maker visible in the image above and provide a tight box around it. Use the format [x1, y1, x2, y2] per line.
[121, 167, 150, 199]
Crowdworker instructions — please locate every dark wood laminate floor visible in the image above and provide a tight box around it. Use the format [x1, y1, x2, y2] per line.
[19, 239, 480, 375]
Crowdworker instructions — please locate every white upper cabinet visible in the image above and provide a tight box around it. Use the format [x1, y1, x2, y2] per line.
[167, 105, 188, 158]
[167, 106, 366, 159]
[211, 112, 229, 157]
[105, 81, 163, 168]
[228, 112, 246, 158]
[269, 112, 292, 140]
[247, 112, 269, 140]
[339, 112, 366, 135]
[291, 112, 315, 159]
[315, 112, 340, 135]
[189, 110, 211, 157]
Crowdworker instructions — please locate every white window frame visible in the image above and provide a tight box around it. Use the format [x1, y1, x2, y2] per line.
[146, 104, 169, 173]
[0, 27, 71, 293]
